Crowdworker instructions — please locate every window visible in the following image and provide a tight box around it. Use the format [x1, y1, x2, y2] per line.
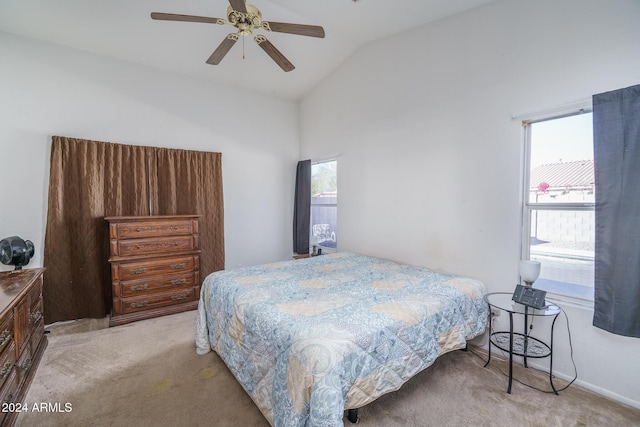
[311, 160, 337, 253]
[522, 112, 594, 301]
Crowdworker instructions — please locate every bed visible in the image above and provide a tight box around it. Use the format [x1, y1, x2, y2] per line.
[196, 252, 488, 426]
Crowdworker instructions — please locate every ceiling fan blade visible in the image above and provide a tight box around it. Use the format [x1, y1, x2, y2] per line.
[150, 12, 225, 25]
[228, 0, 248, 13]
[262, 21, 325, 38]
[254, 35, 295, 72]
[206, 34, 239, 65]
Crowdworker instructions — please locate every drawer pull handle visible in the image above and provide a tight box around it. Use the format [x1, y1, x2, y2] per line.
[171, 279, 187, 286]
[171, 294, 188, 301]
[1, 362, 12, 377]
[131, 284, 148, 292]
[22, 358, 32, 370]
[170, 263, 185, 270]
[130, 268, 147, 275]
[30, 311, 42, 324]
[130, 301, 149, 309]
[0, 331, 11, 346]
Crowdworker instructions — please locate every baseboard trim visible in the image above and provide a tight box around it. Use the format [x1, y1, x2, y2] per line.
[527, 360, 640, 410]
[473, 344, 640, 410]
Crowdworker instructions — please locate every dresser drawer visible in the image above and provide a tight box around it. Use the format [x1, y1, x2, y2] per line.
[118, 272, 195, 297]
[113, 255, 198, 281]
[25, 278, 43, 358]
[27, 279, 43, 309]
[29, 298, 43, 332]
[0, 367, 19, 407]
[0, 315, 14, 355]
[30, 318, 44, 356]
[114, 288, 195, 314]
[112, 235, 198, 258]
[112, 218, 197, 240]
[0, 341, 16, 391]
[16, 348, 32, 387]
[14, 300, 29, 357]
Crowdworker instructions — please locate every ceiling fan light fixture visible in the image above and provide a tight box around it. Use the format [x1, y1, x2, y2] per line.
[151, 0, 325, 71]
[227, 4, 262, 35]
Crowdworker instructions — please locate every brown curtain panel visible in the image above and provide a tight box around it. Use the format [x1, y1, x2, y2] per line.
[44, 137, 152, 323]
[152, 148, 225, 278]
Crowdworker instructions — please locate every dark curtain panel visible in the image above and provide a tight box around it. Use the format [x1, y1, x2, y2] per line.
[153, 148, 225, 279]
[592, 84, 640, 338]
[43, 137, 152, 323]
[293, 160, 311, 254]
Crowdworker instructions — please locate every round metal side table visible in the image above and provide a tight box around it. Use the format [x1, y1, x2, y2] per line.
[483, 292, 561, 394]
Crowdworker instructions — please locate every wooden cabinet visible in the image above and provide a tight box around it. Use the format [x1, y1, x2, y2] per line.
[0, 268, 47, 427]
[106, 215, 201, 327]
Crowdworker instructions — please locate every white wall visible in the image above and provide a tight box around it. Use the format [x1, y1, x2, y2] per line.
[0, 32, 299, 272]
[300, 0, 640, 409]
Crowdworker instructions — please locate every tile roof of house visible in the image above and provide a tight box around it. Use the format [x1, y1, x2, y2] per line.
[530, 160, 594, 189]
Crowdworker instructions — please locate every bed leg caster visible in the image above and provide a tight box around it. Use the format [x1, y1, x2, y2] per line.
[347, 409, 359, 423]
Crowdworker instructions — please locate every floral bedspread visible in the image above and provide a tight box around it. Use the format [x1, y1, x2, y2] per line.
[196, 252, 487, 427]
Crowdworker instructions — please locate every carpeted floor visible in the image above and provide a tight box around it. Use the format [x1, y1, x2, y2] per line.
[16, 310, 640, 427]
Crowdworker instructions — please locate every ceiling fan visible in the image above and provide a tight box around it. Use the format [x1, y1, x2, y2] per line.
[151, 0, 325, 72]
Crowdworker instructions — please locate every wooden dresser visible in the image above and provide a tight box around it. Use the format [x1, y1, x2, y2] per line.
[0, 268, 47, 427]
[105, 215, 201, 327]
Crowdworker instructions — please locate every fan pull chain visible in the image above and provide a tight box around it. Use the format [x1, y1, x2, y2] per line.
[242, 36, 245, 60]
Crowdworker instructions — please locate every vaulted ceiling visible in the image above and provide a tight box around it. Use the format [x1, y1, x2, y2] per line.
[0, 0, 493, 99]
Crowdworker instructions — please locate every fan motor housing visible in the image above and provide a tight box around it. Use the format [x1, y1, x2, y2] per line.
[227, 4, 262, 35]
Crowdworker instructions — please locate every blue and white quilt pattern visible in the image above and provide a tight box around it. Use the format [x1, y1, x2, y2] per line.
[196, 252, 487, 427]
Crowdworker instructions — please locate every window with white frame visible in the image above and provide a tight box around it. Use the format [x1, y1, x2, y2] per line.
[522, 111, 594, 300]
[311, 160, 337, 253]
